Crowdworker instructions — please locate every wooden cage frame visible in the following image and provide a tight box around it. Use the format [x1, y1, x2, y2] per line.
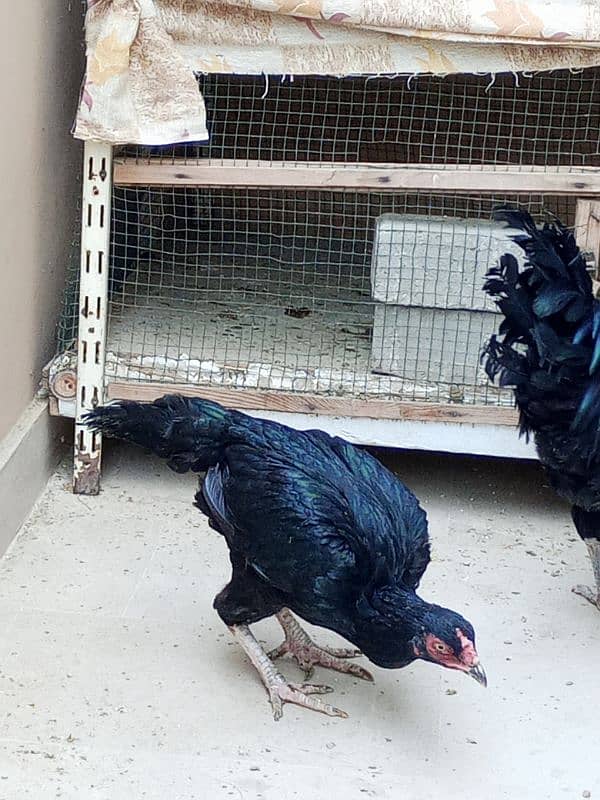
[62, 141, 600, 493]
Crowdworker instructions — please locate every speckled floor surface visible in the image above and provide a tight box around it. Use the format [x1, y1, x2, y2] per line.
[0, 443, 598, 799]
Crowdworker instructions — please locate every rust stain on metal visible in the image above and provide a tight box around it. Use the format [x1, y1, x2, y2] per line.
[73, 452, 101, 496]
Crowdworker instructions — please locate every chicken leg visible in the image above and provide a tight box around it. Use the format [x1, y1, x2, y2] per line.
[269, 608, 374, 682]
[229, 623, 348, 720]
[572, 539, 600, 609]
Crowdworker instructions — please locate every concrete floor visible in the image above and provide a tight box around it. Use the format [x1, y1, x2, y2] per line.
[0, 443, 599, 799]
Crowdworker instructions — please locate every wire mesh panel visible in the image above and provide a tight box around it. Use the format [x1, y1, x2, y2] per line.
[118, 69, 600, 168]
[55, 187, 574, 406]
[58, 70, 598, 412]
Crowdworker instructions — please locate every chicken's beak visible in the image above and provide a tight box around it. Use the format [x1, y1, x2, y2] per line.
[468, 663, 487, 687]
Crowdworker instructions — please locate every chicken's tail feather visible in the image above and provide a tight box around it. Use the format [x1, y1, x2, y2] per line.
[482, 206, 597, 436]
[83, 395, 236, 473]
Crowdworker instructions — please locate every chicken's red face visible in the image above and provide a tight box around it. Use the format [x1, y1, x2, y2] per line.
[421, 629, 486, 684]
[412, 622, 487, 686]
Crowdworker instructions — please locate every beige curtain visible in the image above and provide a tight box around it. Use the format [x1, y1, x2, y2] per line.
[74, 0, 600, 144]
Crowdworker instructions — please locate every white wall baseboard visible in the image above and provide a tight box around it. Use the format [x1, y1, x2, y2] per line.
[0, 400, 68, 556]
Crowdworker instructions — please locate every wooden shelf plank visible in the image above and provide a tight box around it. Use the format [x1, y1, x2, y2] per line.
[106, 381, 519, 426]
[113, 160, 600, 195]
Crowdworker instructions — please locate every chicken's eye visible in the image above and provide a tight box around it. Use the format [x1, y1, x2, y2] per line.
[434, 642, 450, 654]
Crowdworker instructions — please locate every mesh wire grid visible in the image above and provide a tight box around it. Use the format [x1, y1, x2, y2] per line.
[58, 185, 575, 405]
[57, 69, 598, 405]
[119, 69, 600, 168]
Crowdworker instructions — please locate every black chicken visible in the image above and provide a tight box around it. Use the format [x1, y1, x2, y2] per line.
[483, 207, 600, 610]
[85, 396, 485, 719]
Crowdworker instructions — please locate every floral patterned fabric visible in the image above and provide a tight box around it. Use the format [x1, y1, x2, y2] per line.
[74, 0, 600, 144]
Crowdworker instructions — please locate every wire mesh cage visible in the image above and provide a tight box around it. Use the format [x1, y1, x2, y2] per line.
[119, 69, 600, 168]
[59, 186, 576, 406]
[57, 68, 600, 411]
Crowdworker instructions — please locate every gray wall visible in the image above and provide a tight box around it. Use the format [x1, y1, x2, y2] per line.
[0, 2, 84, 440]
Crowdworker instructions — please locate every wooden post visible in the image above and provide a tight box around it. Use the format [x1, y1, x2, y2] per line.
[575, 199, 600, 281]
[73, 141, 113, 495]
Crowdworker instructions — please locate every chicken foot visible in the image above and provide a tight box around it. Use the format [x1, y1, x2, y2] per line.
[572, 539, 600, 610]
[269, 608, 374, 682]
[229, 623, 348, 720]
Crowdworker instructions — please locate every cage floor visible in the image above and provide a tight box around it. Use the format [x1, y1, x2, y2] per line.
[105, 274, 512, 407]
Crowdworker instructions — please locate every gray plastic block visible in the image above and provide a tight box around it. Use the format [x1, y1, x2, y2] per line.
[371, 305, 499, 385]
[371, 213, 524, 312]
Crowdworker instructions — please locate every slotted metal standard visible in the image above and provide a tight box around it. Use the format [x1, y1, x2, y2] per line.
[73, 143, 113, 494]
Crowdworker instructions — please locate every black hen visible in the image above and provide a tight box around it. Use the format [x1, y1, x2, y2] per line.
[85, 396, 485, 719]
[483, 207, 600, 609]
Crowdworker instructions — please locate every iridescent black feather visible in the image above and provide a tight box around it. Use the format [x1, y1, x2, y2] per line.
[482, 207, 600, 538]
[85, 396, 476, 668]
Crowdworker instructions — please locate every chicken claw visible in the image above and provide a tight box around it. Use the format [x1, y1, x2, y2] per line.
[267, 677, 348, 721]
[230, 622, 348, 720]
[269, 609, 374, 682]
[572, 540, 600, 610]
[572, 584, 600, 609]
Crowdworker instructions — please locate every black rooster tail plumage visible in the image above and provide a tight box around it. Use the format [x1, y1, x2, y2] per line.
[482, 206, 600, 440]
[84, 395, 237, 473]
